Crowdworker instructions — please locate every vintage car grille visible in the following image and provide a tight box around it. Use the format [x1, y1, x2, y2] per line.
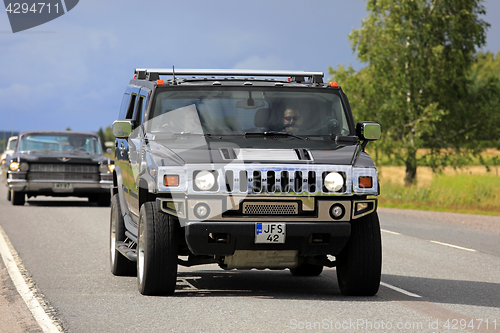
[242, 202, 298, 215]
[28, 164, 99, 182]
[221, 169, 346, 194]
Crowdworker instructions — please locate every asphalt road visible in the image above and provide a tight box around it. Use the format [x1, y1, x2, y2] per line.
[0, 184, 499, 333]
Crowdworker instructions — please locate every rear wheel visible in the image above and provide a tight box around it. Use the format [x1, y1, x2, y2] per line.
[137, 202, 178, 296]
[336, 211, 382, 296]
[110, 194, 136, 276]
[11, 191, 25, 206]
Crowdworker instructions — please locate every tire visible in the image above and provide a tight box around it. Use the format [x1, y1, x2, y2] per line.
[97, 193, 111, 207]
[7, 189, 11, 201]
[290, 262, 324, 276]
[110, 194, 136, 276]
[336, 211, 382, 296]
[137, 201, 178, 296]
[11, 191, 25, 206]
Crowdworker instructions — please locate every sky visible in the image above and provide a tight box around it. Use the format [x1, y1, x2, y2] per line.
[1, 0, 499, 134]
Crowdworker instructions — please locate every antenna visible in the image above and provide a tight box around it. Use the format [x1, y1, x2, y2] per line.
[172, 65, 177, 85]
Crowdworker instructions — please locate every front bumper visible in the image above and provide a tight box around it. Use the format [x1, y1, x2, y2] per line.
[7, 178, 113, 195]
[185, 221, 351, 256]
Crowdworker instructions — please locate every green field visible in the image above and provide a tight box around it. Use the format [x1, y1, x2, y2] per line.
[379, 174, 500, 216]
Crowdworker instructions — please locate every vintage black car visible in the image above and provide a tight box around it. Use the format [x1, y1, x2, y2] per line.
[110, 69, 382, 296]
[3, 131, 114, 206]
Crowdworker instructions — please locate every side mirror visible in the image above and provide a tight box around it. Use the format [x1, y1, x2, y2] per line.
[112, 120, 133, 138]
[356, 121, 381, 141]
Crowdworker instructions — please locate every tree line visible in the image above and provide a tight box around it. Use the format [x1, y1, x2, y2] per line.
[329, 0, 500, 185]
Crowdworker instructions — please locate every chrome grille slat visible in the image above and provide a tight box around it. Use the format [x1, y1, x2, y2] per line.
[27, 173, 99, 181]
[28, 164, 99, 181]
[30, 164, 98, 173]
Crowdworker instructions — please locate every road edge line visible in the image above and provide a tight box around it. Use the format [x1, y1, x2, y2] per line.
[380, 282, 422, 298]
[0, 225, 62, 333]
[430, 240, 476, 252]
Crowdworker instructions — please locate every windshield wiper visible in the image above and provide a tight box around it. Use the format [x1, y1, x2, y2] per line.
[244, 131, 307, 140]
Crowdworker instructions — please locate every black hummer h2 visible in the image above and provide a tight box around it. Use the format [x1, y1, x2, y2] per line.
[110, 69, 382, 296]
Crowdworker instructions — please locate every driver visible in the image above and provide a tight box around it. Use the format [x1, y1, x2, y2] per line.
[68, 136, 86, 149]
[281, 107, 304, 132]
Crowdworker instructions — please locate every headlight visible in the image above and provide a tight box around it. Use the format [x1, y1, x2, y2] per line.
[9, 162, 20, 171]
[324, 172, 344, 192]
[194, 170, 216, 191]
[20, 162, 29, 172]
[108, 164, 115, 173]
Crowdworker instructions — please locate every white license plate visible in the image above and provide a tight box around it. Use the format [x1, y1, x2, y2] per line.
[53, 182, 73, 191]
[255, 223, 286, 243]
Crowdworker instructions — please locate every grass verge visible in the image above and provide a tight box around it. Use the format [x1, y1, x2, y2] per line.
[378, 174, 500, 216]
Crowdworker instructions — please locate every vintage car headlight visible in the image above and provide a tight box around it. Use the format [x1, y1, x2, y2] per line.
[194, 170, 216, 191]
[324, 172, 344, 192]
[20, 162, 29, 172]
[108, 164, 115, 173]
[9, 162, 20, 171]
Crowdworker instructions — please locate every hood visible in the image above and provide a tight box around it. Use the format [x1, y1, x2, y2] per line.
[149, 138, 359, 165]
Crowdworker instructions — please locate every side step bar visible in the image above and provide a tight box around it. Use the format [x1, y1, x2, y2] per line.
[116, 241, 137, 261]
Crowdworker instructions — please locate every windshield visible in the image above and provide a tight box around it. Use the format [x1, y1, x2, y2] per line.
[148, 88, 351, 137]
[19, 134, 102, 155]
[6, 138, 17, 150]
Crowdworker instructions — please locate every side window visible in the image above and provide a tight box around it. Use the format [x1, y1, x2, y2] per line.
[126, 94, 137, 119]
[119, 93, 131, 119]
[134, 96, 147, 126]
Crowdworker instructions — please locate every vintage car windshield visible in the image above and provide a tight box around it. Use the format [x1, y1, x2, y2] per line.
[19, 134, 102, 155]
[6, 138, 17, 150]
[148, 88, 351, 137]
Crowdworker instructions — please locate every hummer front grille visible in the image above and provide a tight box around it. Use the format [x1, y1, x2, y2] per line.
[221, 169, 346, 195]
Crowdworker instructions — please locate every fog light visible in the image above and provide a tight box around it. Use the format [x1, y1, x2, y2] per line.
[329, 204, 345, 220]
[194, 203, 210, 220]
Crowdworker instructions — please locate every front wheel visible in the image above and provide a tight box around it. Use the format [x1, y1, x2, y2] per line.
[97, 193, 111, 207]
[336, 211, 382, 296]
[137, 202, 178, 296]
[11, 191, 25, 206]
[110, 194, 136, 276]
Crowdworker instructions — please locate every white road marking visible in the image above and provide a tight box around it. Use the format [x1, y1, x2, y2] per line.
[0, 226, 61, 333]
[381, 229, 401, 235]
[430, 240, 476, 252]
[380, 282, 422, 298]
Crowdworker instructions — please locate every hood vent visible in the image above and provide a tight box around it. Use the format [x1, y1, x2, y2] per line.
[219, 148, 313, 161]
